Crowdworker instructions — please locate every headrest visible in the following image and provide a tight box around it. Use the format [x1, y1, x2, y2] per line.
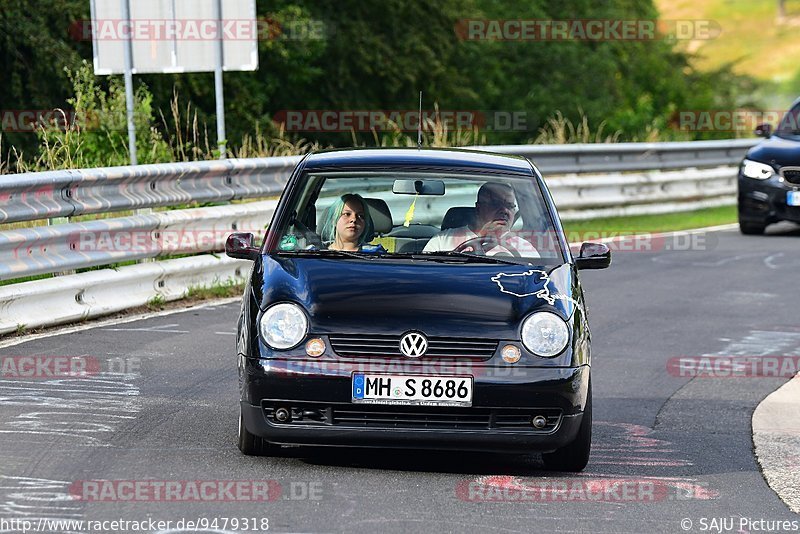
[364, 198, 393, 235]
[441, 207, 476, 231]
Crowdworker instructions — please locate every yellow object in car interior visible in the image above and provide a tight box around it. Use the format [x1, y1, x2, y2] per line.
[403, 194, 418, 227]
[369, 237, 397, 252]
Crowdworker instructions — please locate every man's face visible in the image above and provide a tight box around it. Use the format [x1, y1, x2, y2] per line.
[476, 185, 517, 230]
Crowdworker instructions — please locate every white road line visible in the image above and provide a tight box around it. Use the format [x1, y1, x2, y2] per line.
[651, 252, 766, 267]
[102, 323, 189, 334]
[764, 252, 784, 270]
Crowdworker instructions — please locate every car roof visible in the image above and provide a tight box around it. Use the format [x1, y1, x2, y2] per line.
[302, 148, 535, 176]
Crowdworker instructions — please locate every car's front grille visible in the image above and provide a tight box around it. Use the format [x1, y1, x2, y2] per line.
[328, 334, 497, 360]
[263, 402, 562, 433]
[782, 167, 800, 185]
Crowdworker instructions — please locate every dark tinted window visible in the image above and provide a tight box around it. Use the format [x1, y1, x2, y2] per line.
[775, 104, 800, 139]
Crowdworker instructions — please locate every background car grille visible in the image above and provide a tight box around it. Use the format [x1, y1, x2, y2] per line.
[782, 168, 800, 185]
[263, 403, 562, 432]
[328, 334, 497, 359]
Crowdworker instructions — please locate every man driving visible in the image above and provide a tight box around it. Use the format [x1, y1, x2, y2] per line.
[423, 182, 538, 256]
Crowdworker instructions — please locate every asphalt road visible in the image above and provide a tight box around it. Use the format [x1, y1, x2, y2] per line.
[1, 225, 799, 534]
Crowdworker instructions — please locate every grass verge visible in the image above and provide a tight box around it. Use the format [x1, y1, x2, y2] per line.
[187, 279, 244, 300]
[561, 205, 737, 237]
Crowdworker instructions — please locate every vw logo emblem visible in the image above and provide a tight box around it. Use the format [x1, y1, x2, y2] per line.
[400, 332, 428, 358]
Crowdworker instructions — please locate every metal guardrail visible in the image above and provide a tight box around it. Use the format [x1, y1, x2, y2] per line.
[0, 156, 299, 224]
[0, 140, 757, 224]
[482, 139, 758, 174]
[0, 200, 276, 281]
[0, 139, 757, 334]
[549, 166, 738, 219]
[0, 254, 250, 334]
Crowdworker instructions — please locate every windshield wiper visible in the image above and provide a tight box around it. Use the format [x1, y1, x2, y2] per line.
[277, 249, 523, 265]
[280, 249, 382, 260]
[410, 251, 523, 265]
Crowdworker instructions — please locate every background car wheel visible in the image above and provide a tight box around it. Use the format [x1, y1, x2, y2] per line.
[542, 382, 592, 472]
[238, 409, 280, 456]
[738, 220, 766, 235]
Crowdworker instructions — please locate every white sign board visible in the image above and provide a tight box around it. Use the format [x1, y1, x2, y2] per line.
[90, 0, 258, 75]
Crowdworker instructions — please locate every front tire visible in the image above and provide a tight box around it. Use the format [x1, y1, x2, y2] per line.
[739, 220, 766, 235]
[542, 382, 592, 472]
[238, 409, 280, 456]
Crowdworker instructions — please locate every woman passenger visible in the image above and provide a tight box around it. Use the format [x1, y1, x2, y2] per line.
[319, 194, 375, 251]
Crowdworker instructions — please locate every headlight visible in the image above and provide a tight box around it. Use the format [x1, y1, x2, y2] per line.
[742, 159, 774, 180]
[259, 303, 308, 349]
[521, 312, 569, 358]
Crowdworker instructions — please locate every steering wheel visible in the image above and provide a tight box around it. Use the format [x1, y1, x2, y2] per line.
[453, 235, 522, 257]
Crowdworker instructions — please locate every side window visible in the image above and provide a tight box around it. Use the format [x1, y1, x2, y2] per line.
[778, 105, 800, 135]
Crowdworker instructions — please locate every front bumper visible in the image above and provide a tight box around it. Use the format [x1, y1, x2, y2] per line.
[240, 357, 590, 452]
[738, 173, 800, 225]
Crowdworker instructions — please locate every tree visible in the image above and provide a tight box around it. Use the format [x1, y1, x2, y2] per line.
[2, 0, 761, 168]
[0, 0, 90, 155]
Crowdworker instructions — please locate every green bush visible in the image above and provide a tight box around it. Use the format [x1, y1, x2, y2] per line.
[35, 62, 173, 170]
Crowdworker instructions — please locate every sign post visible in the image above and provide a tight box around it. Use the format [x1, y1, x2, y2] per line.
[213, 0, 227, 159]
[120, 0, 137, 165]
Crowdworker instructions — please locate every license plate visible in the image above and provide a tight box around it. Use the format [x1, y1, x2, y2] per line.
[352, 374, 473, 406]
[788, 191, 800, 206]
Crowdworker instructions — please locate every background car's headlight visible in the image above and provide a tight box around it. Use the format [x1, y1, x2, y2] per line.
[521, 312, 569, 357]
[259, 303, 308, 349]
[742, 159, 774, 180]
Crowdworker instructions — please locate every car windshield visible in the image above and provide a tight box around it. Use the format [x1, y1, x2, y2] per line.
[774, 104, 800, 140]
[270, 170, 566, 263]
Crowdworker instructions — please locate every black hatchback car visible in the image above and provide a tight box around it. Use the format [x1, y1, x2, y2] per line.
[738, 97, 800, 234]
[226, 148, 610, 471]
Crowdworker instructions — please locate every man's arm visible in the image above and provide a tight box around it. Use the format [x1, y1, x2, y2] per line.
[422, 233, 446, 252]
[423, 227, 468, 252]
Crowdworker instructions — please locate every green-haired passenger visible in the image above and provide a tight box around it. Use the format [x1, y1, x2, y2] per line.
[319, 194, 375, 250]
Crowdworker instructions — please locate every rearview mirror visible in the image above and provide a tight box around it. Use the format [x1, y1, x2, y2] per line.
[754, 123, 772, 138]
[225, 232, 260, 261]
[575, 242, 611, 270]
[393, 179, 445, 196]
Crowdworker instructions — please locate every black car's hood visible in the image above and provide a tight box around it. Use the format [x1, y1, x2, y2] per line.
[746, 135, 800, 168]
[257, 257, 579, 338]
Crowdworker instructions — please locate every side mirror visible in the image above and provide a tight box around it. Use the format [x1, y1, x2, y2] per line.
[576, 242, 611, 270]
[754, 123, 772, 138]
[225, 232, 260, 261]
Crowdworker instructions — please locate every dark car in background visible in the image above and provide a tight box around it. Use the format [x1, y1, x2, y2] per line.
[226, 148, 610, 471]
[738, 97, 800, 234]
